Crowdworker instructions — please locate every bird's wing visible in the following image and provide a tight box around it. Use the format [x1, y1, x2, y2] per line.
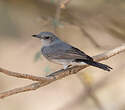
[67, 47, 93, 60]
[46, 43, 93, 61]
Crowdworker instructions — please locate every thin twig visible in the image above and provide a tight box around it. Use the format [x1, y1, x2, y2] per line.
[0, 44, 125, 99]
[0, 67, 48, 82]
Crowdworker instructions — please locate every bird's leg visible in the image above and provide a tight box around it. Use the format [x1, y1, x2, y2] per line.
[46, 64, 72, 78]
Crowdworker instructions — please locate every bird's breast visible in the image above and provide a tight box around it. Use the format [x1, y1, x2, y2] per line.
[41, 47, 50, 58]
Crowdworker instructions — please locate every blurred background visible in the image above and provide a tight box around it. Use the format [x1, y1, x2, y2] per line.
[0, 0, 125, 110]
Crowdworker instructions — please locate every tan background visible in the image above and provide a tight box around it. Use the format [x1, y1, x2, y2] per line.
[0, 0, 125, 110]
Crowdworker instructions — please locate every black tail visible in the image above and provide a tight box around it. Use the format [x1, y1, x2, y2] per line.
[83, 60, 112, 71]
[74, 59, 112, 71]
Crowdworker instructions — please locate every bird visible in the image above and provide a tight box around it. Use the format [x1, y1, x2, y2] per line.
[32, 32, 112, 72]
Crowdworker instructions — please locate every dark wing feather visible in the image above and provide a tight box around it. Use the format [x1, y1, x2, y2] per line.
[42, 42, 93, 61]
[70, 47, 93, 61]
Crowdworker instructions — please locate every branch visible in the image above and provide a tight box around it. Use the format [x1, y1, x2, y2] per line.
[0, 67, 48, 82]
[0, 44, 125, 99]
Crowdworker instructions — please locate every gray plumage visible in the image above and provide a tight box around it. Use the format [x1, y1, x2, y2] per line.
[32, 32, 112, 71]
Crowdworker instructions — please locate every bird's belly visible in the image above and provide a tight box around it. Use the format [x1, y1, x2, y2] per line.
[50, 59, 86, 66]
[50, 59, 72, 65]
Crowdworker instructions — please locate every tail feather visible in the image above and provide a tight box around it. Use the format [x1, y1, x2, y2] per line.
[81, 60, 112, 71]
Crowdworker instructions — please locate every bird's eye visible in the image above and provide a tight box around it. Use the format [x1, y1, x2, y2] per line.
[45, 36, 50, 39]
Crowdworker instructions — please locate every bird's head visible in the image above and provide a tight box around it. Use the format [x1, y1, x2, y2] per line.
[32, 32, 59, 46]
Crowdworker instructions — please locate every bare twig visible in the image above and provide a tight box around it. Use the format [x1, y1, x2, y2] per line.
[0, 81, 54, 99]
[0, 67, 48, 82]
[0, 44, 125, 99]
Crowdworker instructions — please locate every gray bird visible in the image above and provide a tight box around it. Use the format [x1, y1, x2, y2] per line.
[32, 32, 112, 71]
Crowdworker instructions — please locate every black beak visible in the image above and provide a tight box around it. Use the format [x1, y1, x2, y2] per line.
[32, 34, 41, 38]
